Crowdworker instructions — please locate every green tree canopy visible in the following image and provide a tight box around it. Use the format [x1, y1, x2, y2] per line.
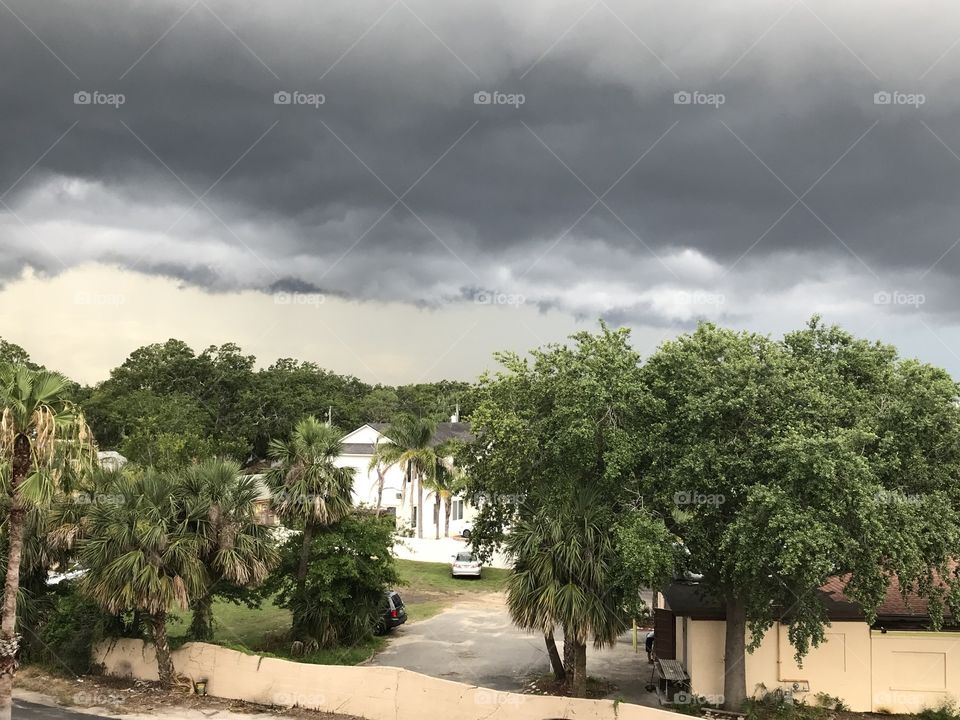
[636, 319, 960, 708]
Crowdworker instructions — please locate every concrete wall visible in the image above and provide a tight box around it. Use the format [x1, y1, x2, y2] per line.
[96, 639, 678, 720]
[684, 620, 959, 713]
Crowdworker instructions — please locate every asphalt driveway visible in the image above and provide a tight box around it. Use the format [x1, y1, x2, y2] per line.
[369, 595, 658, 707]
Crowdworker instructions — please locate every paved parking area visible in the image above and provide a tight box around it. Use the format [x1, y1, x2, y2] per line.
[369, 596, 659, 707]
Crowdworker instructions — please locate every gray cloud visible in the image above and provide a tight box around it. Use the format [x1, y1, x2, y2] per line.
[3, 0, 960, 337]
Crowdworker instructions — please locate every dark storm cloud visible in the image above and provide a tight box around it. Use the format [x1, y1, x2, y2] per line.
[4, 0, 960, 321]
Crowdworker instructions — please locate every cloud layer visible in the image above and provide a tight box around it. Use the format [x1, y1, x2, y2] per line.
[4, 0, 960, 339]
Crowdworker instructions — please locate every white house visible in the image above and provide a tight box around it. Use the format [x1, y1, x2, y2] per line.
[336, 421, 476, 538]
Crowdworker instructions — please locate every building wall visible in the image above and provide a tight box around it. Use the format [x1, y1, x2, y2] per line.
[95, 639, 678, 720]
[336, 425, 476, 538]
[684, 620, 960, 713]
[871, 630, 960, 713]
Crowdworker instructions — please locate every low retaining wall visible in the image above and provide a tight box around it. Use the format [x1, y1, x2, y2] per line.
[95, 639, 675, 720]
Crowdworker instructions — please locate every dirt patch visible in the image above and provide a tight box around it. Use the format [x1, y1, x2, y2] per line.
[522, 671, 618, 700]
[16, 667, 360, 719]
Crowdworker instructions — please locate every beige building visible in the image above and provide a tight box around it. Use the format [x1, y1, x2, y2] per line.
[659, 578, 960, 713]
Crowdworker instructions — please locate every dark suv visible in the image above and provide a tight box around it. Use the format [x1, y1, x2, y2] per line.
[376, 591, 407, 634]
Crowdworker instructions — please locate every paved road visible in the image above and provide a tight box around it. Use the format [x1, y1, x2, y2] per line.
[369, 597, 658, 706]
[13, 699, 110, 720]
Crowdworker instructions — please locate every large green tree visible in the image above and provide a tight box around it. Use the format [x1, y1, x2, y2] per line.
[462, 325, 659, 696]
[0, 368, 95, 720]
[637, 319, 960, 709]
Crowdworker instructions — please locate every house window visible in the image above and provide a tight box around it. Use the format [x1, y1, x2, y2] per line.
[451, 499, 464, 521]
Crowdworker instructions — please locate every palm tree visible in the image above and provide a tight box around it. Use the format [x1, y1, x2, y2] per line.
[78, 469, 206, 688]
[425, 452, 460, 539]
[505, 487, 627, 697]
[265, 417, 354, 637]
[370, 416, 439, 538]
[177, 458, 279, 640]
[0, 367, 95, 720]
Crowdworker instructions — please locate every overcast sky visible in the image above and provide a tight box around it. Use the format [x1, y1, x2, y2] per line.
[3, 0, 960, 384]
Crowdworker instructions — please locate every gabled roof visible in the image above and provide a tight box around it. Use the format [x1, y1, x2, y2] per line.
[340, 421, 473, 456]
[663, 571, 957, 625]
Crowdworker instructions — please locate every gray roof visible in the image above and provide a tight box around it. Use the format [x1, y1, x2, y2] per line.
[364, 421, 472, 450]
[336, 422, 473, 457]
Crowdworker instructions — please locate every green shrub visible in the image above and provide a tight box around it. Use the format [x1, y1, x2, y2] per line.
[266, 513, 401, 649]
[33, 585, 115, 674]
[919, 699, 960, 720]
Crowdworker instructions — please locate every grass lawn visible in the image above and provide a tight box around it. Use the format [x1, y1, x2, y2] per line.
[165, 559, 511, 663]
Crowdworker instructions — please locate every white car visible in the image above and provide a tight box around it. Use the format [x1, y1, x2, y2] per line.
[451, 550, 482, 578]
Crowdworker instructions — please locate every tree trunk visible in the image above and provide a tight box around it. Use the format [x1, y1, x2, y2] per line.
[544, 631, 565, 682]
[151, 611, 175, 689]
[0, 434, 32, 720]
[434, 494, 441, 540]
[723, 594, 747, 711]
[293, 523, 315, 637]
[444, 498, 451, 538]
[563, 630, 575, 679]
[572, 639, 588, 698]
[375, 466, 385, 516]
[416, 472, 424, 539]
[188, 594, 215, 641]
[297, 523, 315, 586]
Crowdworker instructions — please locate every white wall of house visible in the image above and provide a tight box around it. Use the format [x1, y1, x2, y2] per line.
[335, 424, 476, 538]
[679, 618, 960, 713]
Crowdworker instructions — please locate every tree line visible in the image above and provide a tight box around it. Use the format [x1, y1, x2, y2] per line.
[0, 336, 475, 468]
[3, 318, 960, 714]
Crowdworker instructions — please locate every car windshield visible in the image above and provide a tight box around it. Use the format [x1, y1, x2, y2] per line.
[456, 552, 474, 562]
[391, 593, 404, 608]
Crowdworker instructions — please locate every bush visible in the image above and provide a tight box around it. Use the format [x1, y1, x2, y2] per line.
[919, 700, 960, 720]
[267, 513, 401, 649]
[32, 584, 116, 674]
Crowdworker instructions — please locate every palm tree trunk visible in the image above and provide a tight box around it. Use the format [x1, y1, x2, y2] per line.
[375, 467, 384, 516]
[544, 631, 565, 682]
[416, 472, 424, 539]
[292, 522, 315, 638]
[434, 493, 441, 540]
[563, 630, 575, 679]
[0, 434, 32, 720]
[297, 523, 315, 586]
[151, 611, 176, 689]
[572, 639, 587, 698]
[443, 499, 451, 538]
[188, 594, 215, 641]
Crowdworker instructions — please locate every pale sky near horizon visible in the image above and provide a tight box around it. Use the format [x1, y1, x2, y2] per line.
[5, 1, 960, 384]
